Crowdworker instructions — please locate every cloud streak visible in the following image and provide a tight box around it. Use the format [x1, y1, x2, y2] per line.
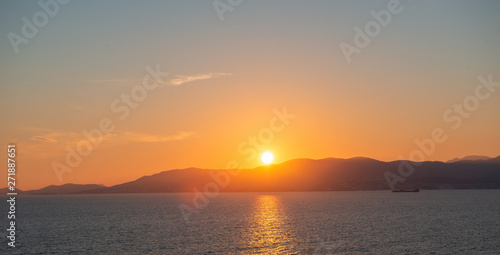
[24, 129, 194, 159]
[118, 131, 195, 143]
[168, 73, 233, 86]
[30, 136, 57, 143]
[89, 72, 232, 87]
[30, 129, 194, 145]
[29, 131, 80, 144]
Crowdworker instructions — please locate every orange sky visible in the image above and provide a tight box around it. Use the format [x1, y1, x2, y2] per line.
[1, 1, 499, 190]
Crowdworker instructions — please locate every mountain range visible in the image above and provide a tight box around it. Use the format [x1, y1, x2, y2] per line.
[446, 155, 492, 163]
[6, 156, 500, 195]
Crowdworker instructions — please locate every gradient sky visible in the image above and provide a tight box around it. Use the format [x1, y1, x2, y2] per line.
[1, 0, 499, 190]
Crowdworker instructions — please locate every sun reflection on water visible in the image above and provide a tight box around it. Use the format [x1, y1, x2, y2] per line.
[243, 195, 295, 254]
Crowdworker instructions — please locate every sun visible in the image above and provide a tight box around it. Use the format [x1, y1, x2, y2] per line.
[261, 151, 274, 165]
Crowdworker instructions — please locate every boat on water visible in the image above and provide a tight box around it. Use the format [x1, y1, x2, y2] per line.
[392, 188, 420, 192]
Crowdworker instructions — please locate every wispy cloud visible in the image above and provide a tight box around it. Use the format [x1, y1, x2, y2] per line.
[24, 130, 81, 158]
[168, 73, 233, 86]
[90, 79, 136, 85]
[29, 129, 194, 146]
[29, 131, 80, 144]
[89, 72, 232, 87]
[117, 131, 195, 143]
[22, 129, 195, 159]
[30, 136, 57, 143]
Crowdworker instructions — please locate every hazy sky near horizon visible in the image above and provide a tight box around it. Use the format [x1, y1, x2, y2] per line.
[1, 0, 499, 189]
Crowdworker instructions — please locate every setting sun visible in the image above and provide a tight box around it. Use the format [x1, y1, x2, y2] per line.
[261, 151, 274, 165]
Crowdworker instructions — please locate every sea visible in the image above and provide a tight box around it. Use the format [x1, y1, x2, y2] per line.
[1, 190, 499, 254]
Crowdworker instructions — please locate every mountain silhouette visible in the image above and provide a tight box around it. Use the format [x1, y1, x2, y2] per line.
[22, 184, 105, 195]
[446, 155, 491, 163]
[11, 156, 500, 195]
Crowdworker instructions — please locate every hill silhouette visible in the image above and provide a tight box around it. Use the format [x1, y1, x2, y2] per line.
[10, 156, 500, 195]
[22, 184, 105, 195]
[446, 155, 491, 163]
